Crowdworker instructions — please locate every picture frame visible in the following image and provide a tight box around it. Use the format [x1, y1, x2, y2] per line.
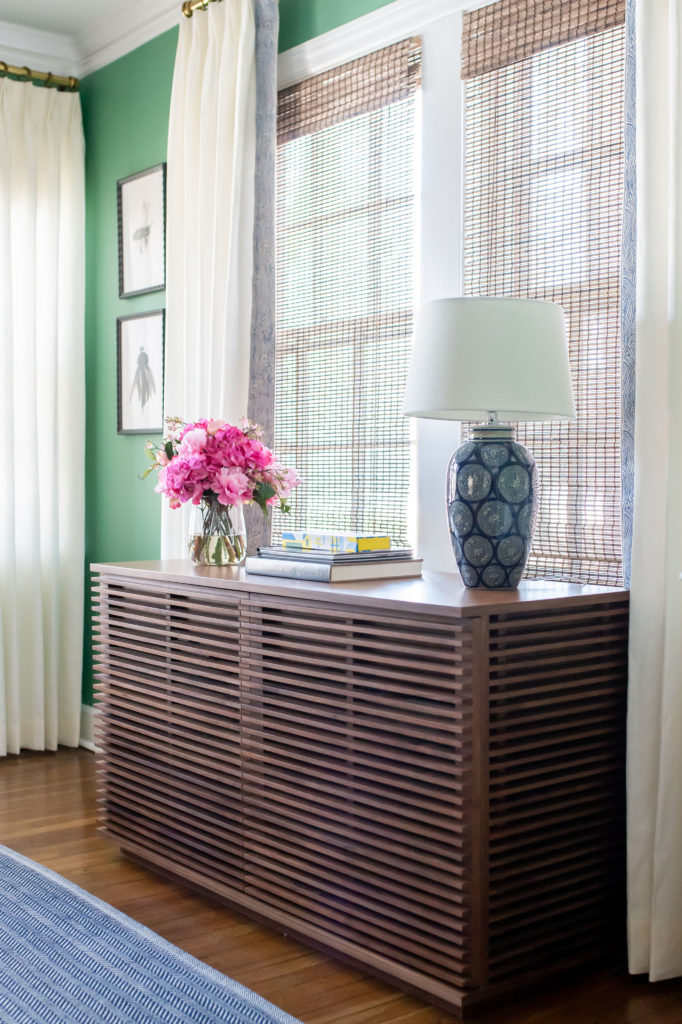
[117, 310, 165, 435]
[117, 163, 166, 298]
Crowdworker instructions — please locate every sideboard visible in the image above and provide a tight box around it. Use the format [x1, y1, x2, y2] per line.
[91, 560, 629, 1015]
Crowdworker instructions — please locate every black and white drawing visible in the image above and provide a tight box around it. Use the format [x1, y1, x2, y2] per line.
[117, 310, 164, 434]
[117, 164, 166, 298]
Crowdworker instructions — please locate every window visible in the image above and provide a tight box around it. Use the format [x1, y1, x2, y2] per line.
[273, 40, 421, 545]
[462, 0, 625, 585]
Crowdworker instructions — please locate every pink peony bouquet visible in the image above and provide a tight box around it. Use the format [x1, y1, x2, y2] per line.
[146, 416, 299, 514]
[144, 417, 300, 565]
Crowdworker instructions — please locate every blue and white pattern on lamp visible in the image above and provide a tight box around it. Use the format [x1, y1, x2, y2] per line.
[0, 844, 302, 1024]
[448, 438, 537, 589]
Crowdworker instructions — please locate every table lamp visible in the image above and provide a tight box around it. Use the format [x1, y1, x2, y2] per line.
[404, 297, 576, 589]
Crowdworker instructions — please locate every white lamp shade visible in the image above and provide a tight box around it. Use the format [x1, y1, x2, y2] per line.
[404, 297, 576, 422]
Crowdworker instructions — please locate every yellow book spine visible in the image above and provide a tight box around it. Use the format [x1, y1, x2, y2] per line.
[356, 537, 391, 552]
[281, 532, 391, 553]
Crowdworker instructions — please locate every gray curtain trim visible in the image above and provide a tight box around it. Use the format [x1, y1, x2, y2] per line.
[621, 0, 636, 587]
[246, 0, 279, 552]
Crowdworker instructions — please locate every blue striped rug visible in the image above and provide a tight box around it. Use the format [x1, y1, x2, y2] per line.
[0, 844, 303, 1024]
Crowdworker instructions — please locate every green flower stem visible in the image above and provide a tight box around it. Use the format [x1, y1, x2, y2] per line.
[190, 496, 246, 566]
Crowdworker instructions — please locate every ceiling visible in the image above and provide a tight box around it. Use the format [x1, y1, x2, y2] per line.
[0, 0, 106, 36]
[0, 0, 179, 78]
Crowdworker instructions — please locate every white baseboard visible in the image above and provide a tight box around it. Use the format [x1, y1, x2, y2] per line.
[79, 704, 96, 752]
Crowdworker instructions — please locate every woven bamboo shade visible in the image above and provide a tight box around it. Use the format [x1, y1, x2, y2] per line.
[273, 41, 421, 545]
[461, 0, 625, 78]
[462, 2, 625, 586]
[278, 39, 421, 144]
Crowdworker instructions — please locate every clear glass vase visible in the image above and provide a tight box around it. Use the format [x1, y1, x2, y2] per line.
[188, 498, 247, 566]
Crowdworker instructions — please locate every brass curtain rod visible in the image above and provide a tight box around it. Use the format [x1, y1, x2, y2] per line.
[182, 0, 224, 18]
[0, 60, 78, 91]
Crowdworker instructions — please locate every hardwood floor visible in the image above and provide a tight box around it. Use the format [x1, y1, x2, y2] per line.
[0, 748, 679, 1023]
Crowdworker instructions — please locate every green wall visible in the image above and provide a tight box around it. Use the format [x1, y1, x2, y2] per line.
[80, 0, 396, 705]
[80, 29, 178, 704]
[278, 0, 394, 52]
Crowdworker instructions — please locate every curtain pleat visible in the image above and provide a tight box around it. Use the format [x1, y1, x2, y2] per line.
[162, 0, 266, 559]
[0, 79, 85, 755]
[627, 0, 682, 980]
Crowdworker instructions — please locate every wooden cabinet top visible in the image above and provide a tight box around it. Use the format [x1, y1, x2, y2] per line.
[91, 560, 628, 620]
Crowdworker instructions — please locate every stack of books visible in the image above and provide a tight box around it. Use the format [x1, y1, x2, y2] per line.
[244, 530, 422, 583]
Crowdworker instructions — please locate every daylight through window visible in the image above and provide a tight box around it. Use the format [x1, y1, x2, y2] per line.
[462, 0, 625, 585]
[272, 40, 421, 545]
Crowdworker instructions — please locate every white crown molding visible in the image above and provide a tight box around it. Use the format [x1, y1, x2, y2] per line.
[0, 1, 178, 80]
[76, 0, 179, 78]
[277, 0, 477, 89]
[1, 0, 492, 87]
[0, 19, 79, 77]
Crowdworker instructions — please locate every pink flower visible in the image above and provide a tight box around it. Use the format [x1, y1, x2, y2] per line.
[156, 454, 209, 506]
[262, 463, 301, 500]
[278, 466, 301, 496]
[178, 427, 208, 457]
[242, 438, 273, 471]
[213, 468, 252, 506]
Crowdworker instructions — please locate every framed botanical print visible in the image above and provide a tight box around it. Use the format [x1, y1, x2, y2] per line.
[117, 163, 166, 298]
[117, 310, 165, 434]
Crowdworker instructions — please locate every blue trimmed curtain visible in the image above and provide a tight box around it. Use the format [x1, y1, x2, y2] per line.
[162, 0, 278, 558]
[626, 0, 682, 982]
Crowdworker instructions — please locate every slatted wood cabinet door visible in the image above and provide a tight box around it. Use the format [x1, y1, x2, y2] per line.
[93, 576, 244, 890]
[240, 595, 477, 1003]
[92, 564, 629, 1016]
[485, 601, 629, 987]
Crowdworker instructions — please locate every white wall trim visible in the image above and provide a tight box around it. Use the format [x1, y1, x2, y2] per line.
[0, 19, 79, 78]
[277, 0, 475, 88]
[76, 0, 178, 78]
[79, 703, 96, 752]
[1, 0, 482, 87]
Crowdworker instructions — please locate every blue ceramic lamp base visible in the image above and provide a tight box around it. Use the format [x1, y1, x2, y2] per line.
[447, 424, 537, 589]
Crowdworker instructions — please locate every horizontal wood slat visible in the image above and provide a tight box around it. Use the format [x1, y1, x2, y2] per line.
[485, 604, 628, 986]
[94, 577, 245, 904]
[92, 567, 628, 1016]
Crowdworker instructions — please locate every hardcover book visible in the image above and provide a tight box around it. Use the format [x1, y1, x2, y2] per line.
[257, 546, 413, 564]
[244, 556, 422, 583]
[280, 529, 391, 553]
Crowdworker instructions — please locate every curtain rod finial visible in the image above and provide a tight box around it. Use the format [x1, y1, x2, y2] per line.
[182, 0, 215, 17]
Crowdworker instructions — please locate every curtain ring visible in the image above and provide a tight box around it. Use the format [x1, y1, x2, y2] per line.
[22, 66, 32, 80]
[68, 76, 77, 90]
[0, 61, 8, 74]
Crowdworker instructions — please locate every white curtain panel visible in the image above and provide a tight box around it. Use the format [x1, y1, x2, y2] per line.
[162, 0, 256, 558]
[0, 79, 85, 755]
[627, 0, 682, 980]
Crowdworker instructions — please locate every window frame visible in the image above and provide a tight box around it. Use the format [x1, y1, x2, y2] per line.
[277, 0, 470, 571]
[275, 0, 625, 580]
[274, 40, 422, 545]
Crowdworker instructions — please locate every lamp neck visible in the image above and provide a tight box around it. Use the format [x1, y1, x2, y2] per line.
[472, 417, 515, 442]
